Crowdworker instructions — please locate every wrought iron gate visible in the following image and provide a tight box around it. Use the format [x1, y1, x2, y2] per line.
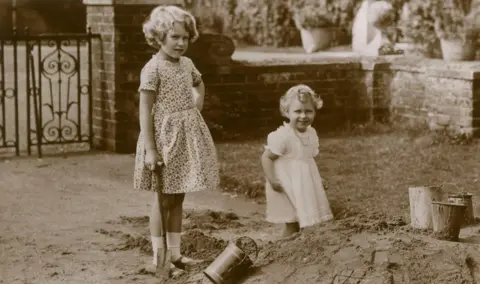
[0, 28, 98, 158]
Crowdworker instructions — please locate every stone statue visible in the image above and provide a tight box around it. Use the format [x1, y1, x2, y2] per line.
[353, 0, 402, 56]
[367, 1, 399, 55]
[351, 0, 377, 53]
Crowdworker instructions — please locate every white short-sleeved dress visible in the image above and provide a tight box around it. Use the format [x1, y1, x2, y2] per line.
[265, 122, 334, 228]
[133, 54, 220, 194]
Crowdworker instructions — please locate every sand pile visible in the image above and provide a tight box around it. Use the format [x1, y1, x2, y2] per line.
[254, 213, 480, 284]
[98, 210, 480, 284]
[99, 211, 231, 259]
[183, 209, 243, 230]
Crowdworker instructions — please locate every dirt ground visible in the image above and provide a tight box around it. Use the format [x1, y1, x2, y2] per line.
[3, 152, 480, 284]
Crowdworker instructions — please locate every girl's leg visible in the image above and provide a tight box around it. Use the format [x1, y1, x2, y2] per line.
[156, 194, 185, 277]
[165, 193, 185, 261]
[149, 192, 165, 265]
[282, 222, 300, 237]
[166, 193, 204, 268]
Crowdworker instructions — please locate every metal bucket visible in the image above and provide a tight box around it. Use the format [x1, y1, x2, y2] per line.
[408, 185, 443, 229]
[431, 201, 467, 241]
[448, 192, 474, 225]
[203, 236, 258, 284]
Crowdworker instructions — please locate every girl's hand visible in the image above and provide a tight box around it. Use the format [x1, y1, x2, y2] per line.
[145, 149, 162, 171]
[270, 180, 284, 192]
[192, 81, 205, 111]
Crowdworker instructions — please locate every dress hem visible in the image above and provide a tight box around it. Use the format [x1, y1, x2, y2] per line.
[298, 214, 334, 228]
[134, 186, 211, 194]
[266, 217, 298, 224]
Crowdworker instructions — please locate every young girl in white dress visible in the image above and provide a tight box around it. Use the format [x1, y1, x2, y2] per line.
[261, 84, 334, 238]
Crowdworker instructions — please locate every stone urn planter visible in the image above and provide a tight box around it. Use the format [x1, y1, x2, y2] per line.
[292, 6, 334, 53]
[397, 1, 443, 59]
[186, 8, 235, 69]
[433, 1, 480, 61]
[299, 27, 333, 53]
[191, 8, 225, 35]
[439, 36, 477, 61]
[184, 33, 235, 69]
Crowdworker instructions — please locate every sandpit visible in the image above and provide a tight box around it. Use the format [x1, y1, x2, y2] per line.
[97, 209, 480, 284]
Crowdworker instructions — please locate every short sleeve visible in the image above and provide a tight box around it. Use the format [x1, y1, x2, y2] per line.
[138, 56, 159, 92]
[265, 129, 287, 156]
[185, 57, 202, 87]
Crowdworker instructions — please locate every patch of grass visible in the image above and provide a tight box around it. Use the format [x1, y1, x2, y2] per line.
[216, 122, 480, 220]
[217, 141, 265, 199]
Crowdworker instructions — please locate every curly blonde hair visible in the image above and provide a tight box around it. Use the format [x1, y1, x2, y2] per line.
[279, 84, 323, 117]
[143, 5, 199, 49]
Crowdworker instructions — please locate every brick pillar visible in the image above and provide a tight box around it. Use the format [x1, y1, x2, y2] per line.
[83, 0, 183, 153]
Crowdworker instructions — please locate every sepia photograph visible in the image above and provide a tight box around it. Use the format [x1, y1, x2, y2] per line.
[1, 0, 480, 283]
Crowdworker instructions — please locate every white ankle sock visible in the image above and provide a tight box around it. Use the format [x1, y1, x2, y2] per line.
[151, 236, 164, 265]
[166, 232, 181, 261]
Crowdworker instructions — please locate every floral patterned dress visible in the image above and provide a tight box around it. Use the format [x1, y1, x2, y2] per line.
[133, 54, 219, 194]
[264, 122, 334, 228]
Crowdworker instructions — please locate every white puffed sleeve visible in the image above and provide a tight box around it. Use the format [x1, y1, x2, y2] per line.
[265, 127, 288, 156]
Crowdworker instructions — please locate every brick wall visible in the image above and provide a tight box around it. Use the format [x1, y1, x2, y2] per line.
[87, 5, 118, 151]
[114, 4, 158, 152]
[198, 57, 480, 143]
[385, 58, 480, 135]
[199, 62, 368, 141]
[86, 2, 157, 152]
[85, 0, 183, 152]
[84, 1, 480, 154]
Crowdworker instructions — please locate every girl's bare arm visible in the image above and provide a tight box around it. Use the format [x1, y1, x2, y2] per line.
[192, 80, 205, 111]
[261, 149, 280, 184]
[139, 90, 156, 152]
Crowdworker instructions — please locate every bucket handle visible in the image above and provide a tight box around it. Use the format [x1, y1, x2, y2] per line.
[415, 182, 467, 195]
[424, 182, 472, 204]
[437, 182, 461, 191]
[221, 236, 259, 277]
[235, 236, 259, 263]
[438, 182, 471, 198]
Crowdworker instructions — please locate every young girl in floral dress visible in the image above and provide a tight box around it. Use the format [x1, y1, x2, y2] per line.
[133, 5, 219, 277]
[261, 84, 334, 238]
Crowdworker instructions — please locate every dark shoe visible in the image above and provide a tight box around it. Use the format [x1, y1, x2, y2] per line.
[171, 256, 205, 270]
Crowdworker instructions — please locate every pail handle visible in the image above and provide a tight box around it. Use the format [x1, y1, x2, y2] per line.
[437, 182, 461, 191]
[235, 236, 259, 263]
[222, 236, 259, 276]
[439, 182, 471, 198]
